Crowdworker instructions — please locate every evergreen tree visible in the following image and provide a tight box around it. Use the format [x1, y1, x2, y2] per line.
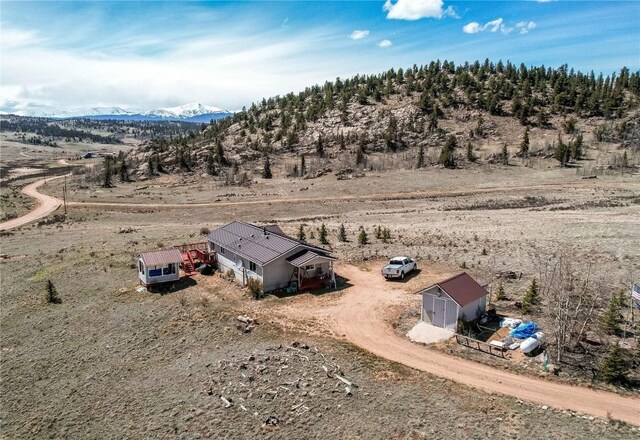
[438, 135, 457, 168]
[319, 223, 329, 245]
[521, 278, 538, 313]
[428, 109, 438, 132]
[502, 143, 509, 165]
[338, 224, 347, 242]
[598, 344, 629, 384]
[206, 151, 218, 175]
[599, 291, 624, 335]
[520, 127, 530, 158]
[316, 134, 325, 158]
[466, 142, 476, 162]
[357, 228, 369, 245]
[571, 133, 583, 160]
[45, 279, 61, 304]
[297, 224, 306, 241]
[117, 151, 129, 183]
[216, 142, 228, 166]
[300, 154, 306, 176]
[494, 281, 506, 301]
[356, 144, 366, 167]
[103, 155, 113, 188]
[553, 132, 570, 166]
[262, 155, 272, 179]
[416, 145, 425, 168]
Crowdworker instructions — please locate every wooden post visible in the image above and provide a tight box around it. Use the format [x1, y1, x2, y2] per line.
[63, 175, 67, 215]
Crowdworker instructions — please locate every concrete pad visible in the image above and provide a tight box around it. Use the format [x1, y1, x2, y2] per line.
[407, 321, 454, 344]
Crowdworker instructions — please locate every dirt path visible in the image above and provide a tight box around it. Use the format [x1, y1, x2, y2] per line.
[65, 179, 636, 209]
[270, 263, 640, 425]
[0, 175, 66, 231]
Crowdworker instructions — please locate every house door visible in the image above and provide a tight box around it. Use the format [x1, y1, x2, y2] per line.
[433, 298, 447, 328]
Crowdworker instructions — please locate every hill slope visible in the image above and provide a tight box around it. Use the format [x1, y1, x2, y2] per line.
[128, 60, 640, 180]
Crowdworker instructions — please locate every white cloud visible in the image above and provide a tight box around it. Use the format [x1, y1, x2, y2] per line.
[383, 0, 456, 21]
[462, 17, 528, 35]
[516, 21, 537, 34]
[378, 39, 392, 48]
[350, 30, 370, 40]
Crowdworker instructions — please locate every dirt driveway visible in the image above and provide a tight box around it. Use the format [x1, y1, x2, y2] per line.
[262, 262, 640, 425]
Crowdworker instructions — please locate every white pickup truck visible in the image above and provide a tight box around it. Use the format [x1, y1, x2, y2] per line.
[381, 256, 417, 280]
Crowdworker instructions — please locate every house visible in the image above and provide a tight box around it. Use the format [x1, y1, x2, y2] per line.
[207, 221, 337, 292]
[138, 248, 183, 286]
[417, 272, 489, 330]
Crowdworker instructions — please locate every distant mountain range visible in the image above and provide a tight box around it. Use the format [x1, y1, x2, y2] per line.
[1, 103, 234, 123]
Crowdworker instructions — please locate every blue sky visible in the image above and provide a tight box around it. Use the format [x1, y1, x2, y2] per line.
[1, 1, 639, 114]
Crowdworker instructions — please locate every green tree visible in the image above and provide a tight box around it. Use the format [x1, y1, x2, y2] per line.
[118, 151, 129, 182]
[466, 142, 476, 162]
[318, 223, 329, 245]
[262, 155, 272, 179]
[103, 155, 113, 188]
[494, 281, 506, 301]
[416, 145, 425, 168]
[438, 135, 457, 168]
[599, 291, 624, 335]
[520, 127, 530, 158]
[428, 109, 438, 132]
[300, 154, 306, 176]
[316, 134, 325, 158]
[297, 224, 306, 241]
[206, 151, 218, 176]
[338, 224, 347, 242]
[598, 344, 630, 384]
[521, 278, 539, 313]
[357, 228, 369, 245]
[45, 279, 61, 304]
[502, 143, 509, 165]
[553, 133, 570, 166]
[571, 133, 583, 160]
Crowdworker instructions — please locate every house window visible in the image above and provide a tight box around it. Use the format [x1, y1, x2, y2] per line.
[139, 260, 144, 274]
[304, 264, 314, 270]
[249, 261, 256, 272]
[163, 263, 176, 275]
[220, 247, 226, 255]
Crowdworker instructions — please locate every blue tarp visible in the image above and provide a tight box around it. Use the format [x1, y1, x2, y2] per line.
[510, 322, 538, 339]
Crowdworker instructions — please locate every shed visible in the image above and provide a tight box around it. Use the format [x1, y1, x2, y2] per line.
[138, 248, 182, 286]
[417, 272, 489, 330]
[207, 221, 337, 293]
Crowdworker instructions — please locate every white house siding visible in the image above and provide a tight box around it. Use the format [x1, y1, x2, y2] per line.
[216, 250, 263, 287]
[138, 261, 180, 285]
[458, 296, 487, 322]
[262, 252, 297, 292]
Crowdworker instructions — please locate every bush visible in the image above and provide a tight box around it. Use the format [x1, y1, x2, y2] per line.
[494, 281, 506, 301]
[226, 268, 235, 280]
[357, 228, 369, 245]
[247, 277, 264, 299]
[200, 227, 211, 235]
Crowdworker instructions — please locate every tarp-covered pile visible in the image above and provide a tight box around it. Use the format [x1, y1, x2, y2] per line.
[510, 322, 538, 339]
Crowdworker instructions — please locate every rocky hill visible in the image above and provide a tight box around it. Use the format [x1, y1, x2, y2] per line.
[127, 60, 640, 182]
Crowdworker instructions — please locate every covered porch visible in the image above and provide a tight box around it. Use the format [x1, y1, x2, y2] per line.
[286, 250, 337, 292]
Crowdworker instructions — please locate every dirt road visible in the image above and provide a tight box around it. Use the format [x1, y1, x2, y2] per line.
[0, 175, 66, 231]
[271, 263, 640, 425]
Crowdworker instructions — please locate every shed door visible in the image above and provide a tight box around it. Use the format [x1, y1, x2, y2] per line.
[433, 298, 447, 327]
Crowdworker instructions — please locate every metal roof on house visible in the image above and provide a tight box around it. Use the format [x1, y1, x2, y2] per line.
[286, 249, 337, 267]
[139, 248, 182, 267]
[422, 272, 489, 307]
[207, 221, 335, 266]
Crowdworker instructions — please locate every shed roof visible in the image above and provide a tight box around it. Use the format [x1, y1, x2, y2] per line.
[286, 249, 337, 267]
[207, 221, 334, 266]
[139, 248, 182, 267]
[422, 272, 488, 307]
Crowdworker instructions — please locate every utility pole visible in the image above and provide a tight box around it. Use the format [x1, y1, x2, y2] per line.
[63, 175, 67, 215]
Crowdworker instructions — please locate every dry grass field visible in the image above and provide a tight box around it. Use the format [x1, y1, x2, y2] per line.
[1, 153, 639, 438]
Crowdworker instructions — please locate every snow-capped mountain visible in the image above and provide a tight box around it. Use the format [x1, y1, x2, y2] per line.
[2, 103, 233, 123]
[145, 103, 227, 119]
